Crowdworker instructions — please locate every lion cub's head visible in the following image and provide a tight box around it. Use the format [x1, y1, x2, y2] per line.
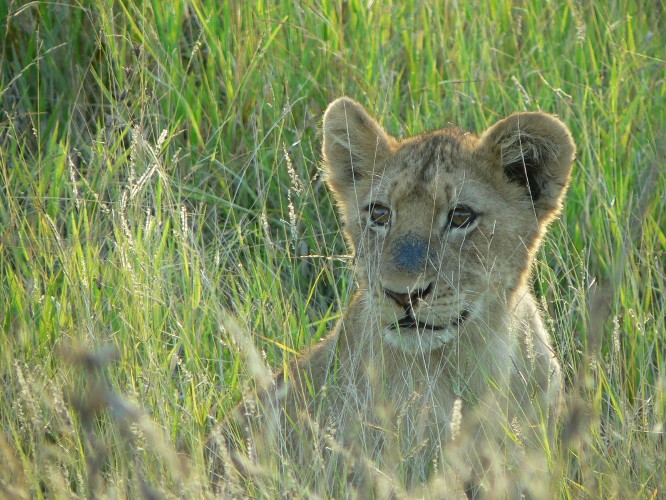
[322, 98, 574, 353]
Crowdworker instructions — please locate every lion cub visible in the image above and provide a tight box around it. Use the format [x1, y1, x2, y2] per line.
[208, 98, 575, 497]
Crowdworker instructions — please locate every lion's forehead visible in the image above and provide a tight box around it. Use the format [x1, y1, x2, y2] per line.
[390, 180, 452, 210]
[372, 135, 488, 206]
[392, 131, 475, 177]
[378, 168, 492, 218]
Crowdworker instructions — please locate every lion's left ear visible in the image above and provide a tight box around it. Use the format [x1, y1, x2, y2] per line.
[479, 112, 575, 220]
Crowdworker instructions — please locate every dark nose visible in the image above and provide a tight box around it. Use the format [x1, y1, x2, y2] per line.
[384, 284, 433, 309]
[392, 233, 430, 274]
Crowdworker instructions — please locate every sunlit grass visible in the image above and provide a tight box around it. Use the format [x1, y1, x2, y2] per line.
[1, 0, 663, 497]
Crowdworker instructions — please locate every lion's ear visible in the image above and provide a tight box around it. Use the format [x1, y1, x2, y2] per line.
[322, 97, 394, 197]
[480, 112, 575, 220]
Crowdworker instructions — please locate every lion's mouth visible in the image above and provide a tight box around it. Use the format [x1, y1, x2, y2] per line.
[389, 310, 470, 332]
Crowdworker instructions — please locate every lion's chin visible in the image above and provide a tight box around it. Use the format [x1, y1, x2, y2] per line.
[381, 310, 470, 353]
[382, 325, 457, 353]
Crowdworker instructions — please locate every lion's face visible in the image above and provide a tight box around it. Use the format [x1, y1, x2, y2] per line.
[352, 138, 528, 352]
[322, 98, 574, 353]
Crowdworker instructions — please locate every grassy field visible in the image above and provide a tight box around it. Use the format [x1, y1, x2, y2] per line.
[1, 0, 664, 497]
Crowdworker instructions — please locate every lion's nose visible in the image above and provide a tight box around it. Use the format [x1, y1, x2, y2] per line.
[392, 233, 430, 273]
[384, 284, 433, 309]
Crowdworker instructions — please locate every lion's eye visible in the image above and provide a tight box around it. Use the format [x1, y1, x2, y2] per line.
[368, 203, 391, 227]
[448, 206, 477, 229]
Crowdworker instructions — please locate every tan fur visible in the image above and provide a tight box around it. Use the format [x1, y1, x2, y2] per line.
[207, 97, 575, 498]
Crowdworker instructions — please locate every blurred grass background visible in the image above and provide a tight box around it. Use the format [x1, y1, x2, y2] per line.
[0, 0, 663, 497]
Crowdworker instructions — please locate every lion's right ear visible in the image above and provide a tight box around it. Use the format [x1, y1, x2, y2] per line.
[322, 97, 394, 197]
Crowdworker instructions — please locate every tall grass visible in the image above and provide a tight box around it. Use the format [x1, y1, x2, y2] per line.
[1, 0, 663, 497]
